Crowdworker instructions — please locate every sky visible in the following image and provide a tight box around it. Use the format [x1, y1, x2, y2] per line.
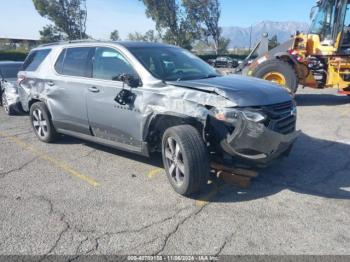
[0, 0, 316, 40]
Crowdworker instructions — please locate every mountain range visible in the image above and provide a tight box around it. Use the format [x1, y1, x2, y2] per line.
[222, 21, 309, 49]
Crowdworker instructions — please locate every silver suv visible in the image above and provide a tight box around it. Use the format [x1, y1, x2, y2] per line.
[18, 41, 299, 196]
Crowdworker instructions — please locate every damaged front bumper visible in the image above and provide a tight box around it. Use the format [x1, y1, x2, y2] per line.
[2, 85, 22, 114]
[220, 116, 300, 165]
[4, 91, 21, 108]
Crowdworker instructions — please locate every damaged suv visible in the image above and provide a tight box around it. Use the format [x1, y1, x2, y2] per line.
[19, 41, 299, 195]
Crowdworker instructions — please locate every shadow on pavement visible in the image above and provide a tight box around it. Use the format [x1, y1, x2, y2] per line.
[57, 135, 164, 167]
[296, 93, 350, 106]
[205, 132, 350, 203]
[58, 131, 350, 203]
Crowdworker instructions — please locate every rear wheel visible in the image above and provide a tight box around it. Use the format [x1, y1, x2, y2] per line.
[253, 59, 298, 94]
[162, 125, 209, 196]
[30, 102, 59, 143]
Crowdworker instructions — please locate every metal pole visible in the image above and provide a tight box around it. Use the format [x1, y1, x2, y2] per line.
[249, 25, 253, 52]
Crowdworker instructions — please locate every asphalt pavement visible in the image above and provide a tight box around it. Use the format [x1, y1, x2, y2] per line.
[0, 87, 349, 257]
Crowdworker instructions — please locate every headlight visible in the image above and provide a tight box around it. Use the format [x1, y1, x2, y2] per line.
[242, 110, 266, 123]
[213, 108, 240, 123]
[213, 108, 266, 123]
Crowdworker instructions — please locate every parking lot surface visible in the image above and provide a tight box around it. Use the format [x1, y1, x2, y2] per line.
[0, 87, 350, 256]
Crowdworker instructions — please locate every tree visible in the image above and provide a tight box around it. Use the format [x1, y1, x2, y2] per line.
[110, 30, 120, 41]
[192, 40, 211, 55]
[128, 32, 147, 41]
[217, 37, 230, 54]
[183, 0, 221, 54]
[39, 25, 64, 43]
[144, 30, 159, 42]
[140, 0, 197, 49]
[32, 0, 88, 40]
[127, 30, 159, 42]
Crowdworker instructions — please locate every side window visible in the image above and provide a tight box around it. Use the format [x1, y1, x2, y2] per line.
[92, 47, 135, 81]
[23, 49, 51, 71]
[61, 47, 93, 77]
[54, 49, 66, 74]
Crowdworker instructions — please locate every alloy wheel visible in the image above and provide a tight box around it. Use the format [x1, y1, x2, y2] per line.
[32, 108, 48, 138]
[165, 137, 185, 186]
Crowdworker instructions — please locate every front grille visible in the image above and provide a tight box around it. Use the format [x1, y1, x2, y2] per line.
[262, 101, 296, 135]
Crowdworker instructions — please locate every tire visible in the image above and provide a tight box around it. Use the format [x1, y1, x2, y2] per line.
[253, 59, 298, 94]
[2, 92, 16, 116]
[29, 102, 59, 143]
[162, 125, 209, 196]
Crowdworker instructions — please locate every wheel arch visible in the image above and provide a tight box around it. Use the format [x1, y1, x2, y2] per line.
[28, 98, 44, 110]
[144, 113, 206, 151]
[273, 52, 299, 66]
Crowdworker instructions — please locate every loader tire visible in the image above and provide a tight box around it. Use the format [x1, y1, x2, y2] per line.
[253, 59, 298, 94]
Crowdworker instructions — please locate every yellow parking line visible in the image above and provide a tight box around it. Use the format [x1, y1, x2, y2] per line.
[195, 183, 225, 208]
[147, 168, 163, 178]
[0, 131, 100, 187]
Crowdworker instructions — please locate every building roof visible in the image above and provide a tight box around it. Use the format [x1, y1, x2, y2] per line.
[0, 37, 39, 42]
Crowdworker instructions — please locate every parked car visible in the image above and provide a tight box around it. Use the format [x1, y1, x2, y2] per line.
[207, 58, 216, 66]
[19, 41, 298, 196]
[0, 61, 23, 115]
[214, 56, 239, 68]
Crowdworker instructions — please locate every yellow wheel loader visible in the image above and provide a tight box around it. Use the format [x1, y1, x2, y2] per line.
[237, 0, 350, 96]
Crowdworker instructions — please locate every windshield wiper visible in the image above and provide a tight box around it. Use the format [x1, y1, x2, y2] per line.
[198, 74, 219, 80]
[166, 74, 219, 82]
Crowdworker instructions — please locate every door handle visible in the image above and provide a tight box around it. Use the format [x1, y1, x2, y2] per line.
[47, 81, 55, 87]
[88, 86, 100, 93]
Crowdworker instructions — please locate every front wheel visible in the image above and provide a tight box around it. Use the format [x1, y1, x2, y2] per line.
[162, 125, 209, 196]
[30, 102, 59, 143]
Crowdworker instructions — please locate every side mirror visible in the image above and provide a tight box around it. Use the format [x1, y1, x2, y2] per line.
[118, 74, 140, 88]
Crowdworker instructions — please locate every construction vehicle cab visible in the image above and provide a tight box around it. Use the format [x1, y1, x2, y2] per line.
[245, 0, 350, 95]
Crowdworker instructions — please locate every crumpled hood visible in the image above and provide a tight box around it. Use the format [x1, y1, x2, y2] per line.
[169, 75, 292, 107]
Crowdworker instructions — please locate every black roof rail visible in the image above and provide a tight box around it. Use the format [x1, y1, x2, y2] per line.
[38, 39, 99, 47]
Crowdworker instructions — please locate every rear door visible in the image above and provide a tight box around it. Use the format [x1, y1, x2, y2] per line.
[49, 47, 94, 135]
[85, 46, 144, 150]
[18, 49, 52, 112]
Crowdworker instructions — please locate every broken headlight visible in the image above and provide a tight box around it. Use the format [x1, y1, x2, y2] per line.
[242, 110, 266, 123]
[214, 108, 266, 123]
[213, 108, 240, 123]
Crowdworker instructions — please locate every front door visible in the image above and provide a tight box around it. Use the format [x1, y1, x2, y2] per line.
[338, 0, 350, 52]
[86, 47, 144, 151]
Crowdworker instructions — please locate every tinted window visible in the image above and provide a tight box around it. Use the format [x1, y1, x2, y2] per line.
[62, 47, 93, 77]
[23, 49, 51, 71]
[92, 47, 135, 81]
[54, 49, 66, 74]
[0, 64, 22, 78]
[129, 46, 219, 81]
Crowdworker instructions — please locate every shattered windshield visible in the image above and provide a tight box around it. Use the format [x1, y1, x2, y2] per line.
[128, 46, 220, 81]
